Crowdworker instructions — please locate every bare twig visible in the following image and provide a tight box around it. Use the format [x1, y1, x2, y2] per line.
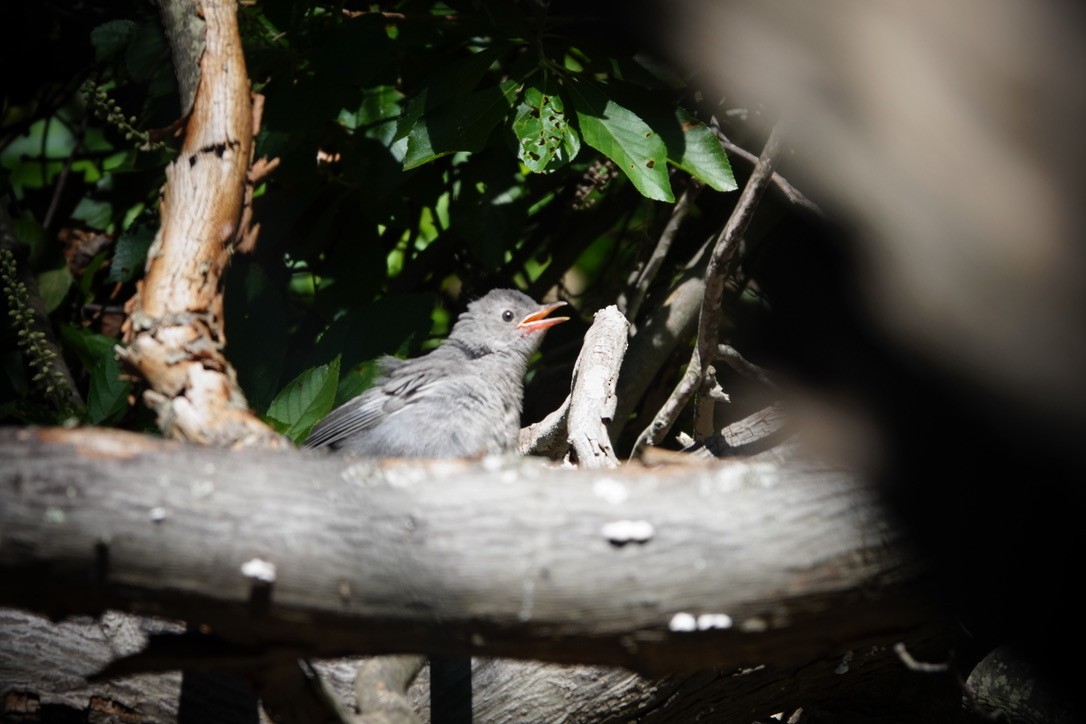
[712, 123, 820, 215]
[893, 642, 949, 673]
[620, 180, 705, 323]
[688, 404, 790, 458]
[609, 235, 712, 447]
[632, 123, 785, 456]
[716, 344, 778, 390]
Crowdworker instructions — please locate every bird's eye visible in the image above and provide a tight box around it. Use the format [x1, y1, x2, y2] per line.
[501, 309, 515, 322]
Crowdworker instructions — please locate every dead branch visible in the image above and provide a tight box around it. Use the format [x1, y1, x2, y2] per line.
[521, 306, 629, 467]
[120, 0, 281, 448]
[632, 123, 784, 455]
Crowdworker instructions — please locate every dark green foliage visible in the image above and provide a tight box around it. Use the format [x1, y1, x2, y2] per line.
[1, 1, 749, 446]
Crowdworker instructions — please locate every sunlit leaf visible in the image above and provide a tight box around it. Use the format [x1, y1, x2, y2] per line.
[512, 83, 580, 173]
[566, 78, 673, 202]
[659, 108, 737, 192]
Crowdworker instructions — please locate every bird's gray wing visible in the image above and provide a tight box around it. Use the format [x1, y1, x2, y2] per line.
[303, 358, 449, 449]
[303, 385, 389, 449]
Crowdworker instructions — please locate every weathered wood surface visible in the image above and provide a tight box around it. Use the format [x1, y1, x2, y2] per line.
[0, 426, 932, 679]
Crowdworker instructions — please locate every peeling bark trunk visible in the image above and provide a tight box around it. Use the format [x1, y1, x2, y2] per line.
[119, 0, 278, 447]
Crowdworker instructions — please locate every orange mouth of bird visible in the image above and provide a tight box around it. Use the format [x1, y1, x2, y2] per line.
[517, 301, 569, 333]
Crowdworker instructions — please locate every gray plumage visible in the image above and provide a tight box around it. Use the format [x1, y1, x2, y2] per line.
[305, 289, 568, 457]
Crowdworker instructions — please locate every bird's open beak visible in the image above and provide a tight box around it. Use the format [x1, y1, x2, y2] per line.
[517, 301, 569, 333]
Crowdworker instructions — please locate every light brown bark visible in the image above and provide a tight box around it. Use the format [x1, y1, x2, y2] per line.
[119, 0, 280, 447]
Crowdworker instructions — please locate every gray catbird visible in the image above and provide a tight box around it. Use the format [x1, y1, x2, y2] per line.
[305, 288, 568, 457]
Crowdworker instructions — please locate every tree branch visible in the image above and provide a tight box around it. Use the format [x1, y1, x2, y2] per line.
[712, 124, 820, 215]
[521, 306, 629, 467]
[632, 124, 785, 455]
[1, 427, 933, 679]
[119, 0, 280, 447]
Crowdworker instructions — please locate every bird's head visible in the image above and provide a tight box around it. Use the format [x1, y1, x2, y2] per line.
[447, 289, 569, 359]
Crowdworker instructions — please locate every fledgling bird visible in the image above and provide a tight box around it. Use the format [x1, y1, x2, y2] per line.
[305, 289, 568, 457]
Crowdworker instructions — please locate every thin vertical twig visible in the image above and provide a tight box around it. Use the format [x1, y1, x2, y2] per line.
[631, 123, 785, 456]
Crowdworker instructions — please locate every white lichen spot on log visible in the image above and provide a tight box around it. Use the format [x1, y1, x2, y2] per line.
[696, 613, 734, 630]
[740, 617, 769, 633]
[592, 477, 628, 505]
[601, 519, 654, 545]
[241, 558, 277, 583]
[340, 461, 378, 486]
[44, 507, 65, 524]
[835, 650, 854, 674]
[149, 507, 167, 523]
[737, 664, 766, 676]
[668, 612, 734, 632]
[518, 578, 535, 622]
[381, 464, 429, 488]
[704, 461, 779, 496]
[191, 479, 215, 498]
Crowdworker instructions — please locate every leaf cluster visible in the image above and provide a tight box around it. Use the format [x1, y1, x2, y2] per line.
[0, 1, 779, 453]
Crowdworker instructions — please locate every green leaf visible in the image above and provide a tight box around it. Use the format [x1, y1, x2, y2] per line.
[335, 358, 384, 407]
[265, 356, 341, 443]
[90, 20, 136, 61]
[126, 23, 169, 84]
[566, 78, 673, 202]
[59, 325, 129, 424]
[12, 216, 46, 256]
[403, 81, 520, 170]
[394, 47, 503, 142]
[87, 353, 130, 425]
[36, 266, 72, 313]
[108, 225, 155, 283]
[59, 324, 117, 369]
[71, 197, 113, 230]
[79, 251, 110, 297]
[660, 108, 737, 192]
[512, 83, 580, 173]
